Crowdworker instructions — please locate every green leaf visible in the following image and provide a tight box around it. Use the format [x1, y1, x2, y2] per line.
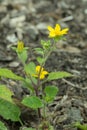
[37, 57, 44, 64]
[34, 48, 44, 55]
[0, 85, 13, 103]
[0, 121, 8, 130]
[18, 50, 28, 63]
[41, 40, 51, 50]
[0, 99, 21, 121]
[22, 96, 43, 109]
[22, 78, 34, 92]
[49, 125, 54, 130]
[0, 68, 24, 81]
[44, 85, 58, 103]
[0, 85, 21, 121]
[47, 71, 72, 81]
[24, 62, 36, 75]
[74, 122, 87, 130]
[23, 78, 37, 92]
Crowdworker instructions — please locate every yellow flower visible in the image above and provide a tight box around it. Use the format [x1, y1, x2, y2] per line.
[17, 41, 24, 52]
[33, 66, 48, 79]
[47, 24, 69, 38]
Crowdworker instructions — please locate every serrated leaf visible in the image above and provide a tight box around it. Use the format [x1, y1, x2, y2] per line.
[0, 98, 21, 121]
[18, 50, 28, 63]
[0, 85, 13, 103]
[0, 85, 21, 121]
[0, 68, 24, 81]
[22, 96, 43, 109]
[22, 78, 34, 92]
[24, 62, 36, 75]
[0, 121, 8, 130]
[34, 48, 44, 55]
[37, 57, 44, 64]
[44, 85, 58, 103]
[41, 40, 51, 50]
[47, 71, 72, 81]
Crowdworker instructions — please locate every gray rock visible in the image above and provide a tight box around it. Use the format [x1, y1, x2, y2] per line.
[36, 23, 48, 30]
[6, 34, 18, 43]
[68, 107, 83, 122]
[9, 15, 26, 28]
[9, 61, 20, 67]
[0, 52, 13, 61]
[25, 25, 39, 40]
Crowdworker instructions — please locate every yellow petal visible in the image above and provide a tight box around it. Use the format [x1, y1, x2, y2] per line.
[60, 28, 69, 35]
[49, 31, 56, 38]
[36, 66, 43, 72]
[33, 65, 48, 79]
[42, 71, 48, 75]
[55, 24, 61, 31]
[36, 66, 40, 72]
[40, 74, 45, 79]
[47, 26, 54, 32]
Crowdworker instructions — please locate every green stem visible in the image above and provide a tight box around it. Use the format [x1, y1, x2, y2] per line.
[19, 118, 23, 126]
[43, 41, 56, 67]
[35, 88, 41, 119]
[43, 101, 46, 119]
[36, 65, 45, 119]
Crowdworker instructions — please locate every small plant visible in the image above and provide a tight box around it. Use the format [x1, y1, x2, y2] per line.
[0, 24, 71, 130]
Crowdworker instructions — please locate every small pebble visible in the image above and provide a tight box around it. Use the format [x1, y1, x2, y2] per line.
[6, 34, 18, 43]
[9, 61, 20, 67]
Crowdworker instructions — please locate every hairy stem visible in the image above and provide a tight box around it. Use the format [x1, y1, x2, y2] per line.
[35, 88, 41, 119]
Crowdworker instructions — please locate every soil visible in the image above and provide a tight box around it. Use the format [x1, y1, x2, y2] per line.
[0, 0, 87, 130]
